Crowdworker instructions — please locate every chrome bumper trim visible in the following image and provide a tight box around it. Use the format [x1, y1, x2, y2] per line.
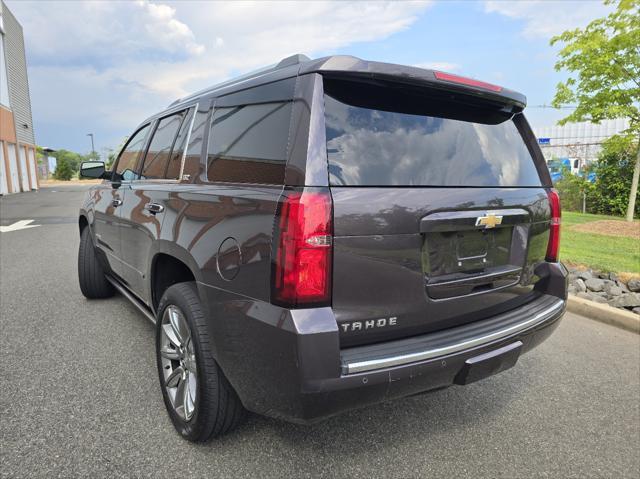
[342, 299, 564, 374]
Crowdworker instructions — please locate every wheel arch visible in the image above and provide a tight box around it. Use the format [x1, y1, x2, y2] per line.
[150, 248, 201, 312]
[79, 214, 89, 236]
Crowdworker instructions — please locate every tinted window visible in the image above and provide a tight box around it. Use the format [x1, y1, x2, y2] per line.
[324, 95, 542, 187]
[206, 102, 292, 184]
[141, 112, 186, 180]
[166, 108, 194, 180]
[114, 124, 150, 182]
[182, 105, 210, 181]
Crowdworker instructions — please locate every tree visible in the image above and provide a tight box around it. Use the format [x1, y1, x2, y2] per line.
[591, 135, 640, 217]
[51, 149, 84, 174]
[53, 157, 73, 181]
[550, 0, 640, 221]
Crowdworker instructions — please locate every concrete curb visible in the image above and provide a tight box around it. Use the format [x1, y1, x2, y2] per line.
[567, 294, 640, 334]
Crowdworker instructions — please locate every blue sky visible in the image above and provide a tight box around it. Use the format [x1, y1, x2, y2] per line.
[7, 0, 612, 157]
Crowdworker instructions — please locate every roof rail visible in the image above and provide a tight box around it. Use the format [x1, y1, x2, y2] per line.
[167, 54, 311, 108]
[276, 53, 310, 69]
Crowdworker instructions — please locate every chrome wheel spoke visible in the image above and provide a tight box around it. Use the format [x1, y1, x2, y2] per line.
[174, 372, 187, 413]
[168, 307, 189, 345]
[183, 371, 195, 418]
[166, 366, 184, 388]
[162, 323, 181, 348]
[160, 346, 180, 361]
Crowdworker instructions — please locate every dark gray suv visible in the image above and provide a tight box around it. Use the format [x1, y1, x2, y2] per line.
[78, 54, 567, 441]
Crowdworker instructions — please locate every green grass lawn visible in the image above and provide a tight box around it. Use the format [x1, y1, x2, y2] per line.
[563, 211, 622, 226]
[561, 211, 640, 274]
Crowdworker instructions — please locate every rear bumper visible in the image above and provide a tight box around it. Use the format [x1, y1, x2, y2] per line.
[199, 265, 567, 424]
[295, 296, 564, 424]
[340, 296, 563, 374]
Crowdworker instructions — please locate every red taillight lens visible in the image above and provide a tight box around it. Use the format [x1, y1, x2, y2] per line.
[433, 71, 503, 93]
[272, 188, 333, 307]
[546, 189, 561, 262]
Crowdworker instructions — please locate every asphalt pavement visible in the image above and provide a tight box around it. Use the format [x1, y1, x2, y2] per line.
[1, 184, 639, 478]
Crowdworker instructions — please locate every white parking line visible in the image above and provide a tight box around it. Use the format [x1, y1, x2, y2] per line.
[0, 219, 41, 233]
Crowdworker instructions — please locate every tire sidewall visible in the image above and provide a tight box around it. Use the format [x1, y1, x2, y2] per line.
[155, 285, 209, 441]
[78, 226, 114, 299]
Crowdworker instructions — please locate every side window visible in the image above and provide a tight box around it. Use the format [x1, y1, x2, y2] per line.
[206, 102, 292, 184]
[114, 124, 151, 182]
[182, 104, 210, 181]
[165, 108, 194, 180]
[140, 111, 186, 180]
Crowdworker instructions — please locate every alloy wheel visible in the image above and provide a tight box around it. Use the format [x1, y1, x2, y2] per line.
[159, 305, 198, 421]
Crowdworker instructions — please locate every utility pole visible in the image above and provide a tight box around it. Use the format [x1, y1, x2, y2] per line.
[87, 133, 95, 158]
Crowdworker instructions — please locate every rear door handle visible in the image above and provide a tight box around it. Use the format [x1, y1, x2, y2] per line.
[145, 203, 165, 214]
[112, 199, 123, 207]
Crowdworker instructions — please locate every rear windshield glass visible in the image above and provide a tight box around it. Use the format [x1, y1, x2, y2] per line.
[324, 94, 542, 187]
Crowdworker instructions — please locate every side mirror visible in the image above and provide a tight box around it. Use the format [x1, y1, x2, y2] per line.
[80, 161, 107, 179]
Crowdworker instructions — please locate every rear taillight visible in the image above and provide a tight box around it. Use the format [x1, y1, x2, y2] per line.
[433, 71, 503, 93]
[546, 189, 561, 262]
[272, 188, 333, 308]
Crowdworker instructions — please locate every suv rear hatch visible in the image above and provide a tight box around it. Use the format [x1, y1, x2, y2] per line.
[322, 76, 554, 347]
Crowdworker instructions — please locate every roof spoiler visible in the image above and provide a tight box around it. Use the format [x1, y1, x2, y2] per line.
[166, 54, 526, 114]
[300, 56, 526, 112]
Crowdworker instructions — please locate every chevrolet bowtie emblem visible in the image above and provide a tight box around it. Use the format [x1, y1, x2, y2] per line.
[475, 213, 503, 229]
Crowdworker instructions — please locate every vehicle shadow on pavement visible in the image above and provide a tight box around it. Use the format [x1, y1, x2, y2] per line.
[213, 360, 537, 452]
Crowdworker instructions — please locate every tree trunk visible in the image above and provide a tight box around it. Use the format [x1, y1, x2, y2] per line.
[626, 137, 640, 222]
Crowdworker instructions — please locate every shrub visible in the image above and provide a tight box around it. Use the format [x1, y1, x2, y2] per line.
[554, 170, 594, 213]
[53, 157, 74, 181]
[590, 135, 639, 218]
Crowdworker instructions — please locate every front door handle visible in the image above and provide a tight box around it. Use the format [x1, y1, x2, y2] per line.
[145, 203, 165, 214]
[112, 199, 123, 207]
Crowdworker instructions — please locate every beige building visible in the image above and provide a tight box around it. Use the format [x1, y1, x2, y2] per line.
[0, 0, 37, 195]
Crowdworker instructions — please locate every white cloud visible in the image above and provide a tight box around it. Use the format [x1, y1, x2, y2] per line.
[139, 1, 204, 56]
[413, 62, 461, 72]
[11, 1, 204, 66]
[484, 0, 613, 39]
[7, 0, 431, 151]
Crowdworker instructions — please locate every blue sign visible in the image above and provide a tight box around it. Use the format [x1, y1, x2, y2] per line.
[538, 138, 551, 145]
[550, 171, 563, 182]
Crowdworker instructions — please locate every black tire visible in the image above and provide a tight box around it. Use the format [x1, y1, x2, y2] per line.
[156, 282, 246, 441]
[78, 226, 115, 299]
